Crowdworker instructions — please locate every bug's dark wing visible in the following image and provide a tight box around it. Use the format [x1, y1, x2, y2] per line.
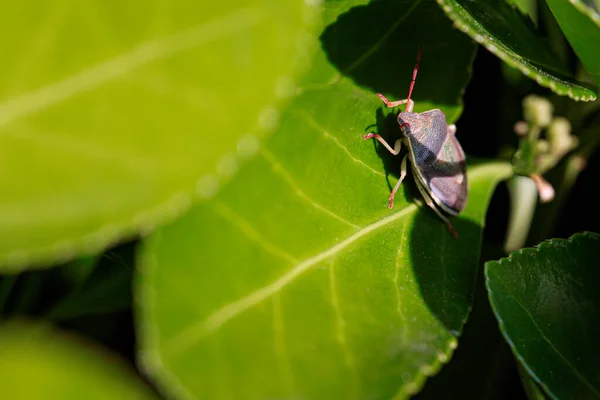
[408, 110, 449, 167]
[420, 133, 468, 214]
[407, 110, 468, 214]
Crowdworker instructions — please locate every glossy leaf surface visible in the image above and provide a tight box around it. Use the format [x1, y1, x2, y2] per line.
[0, 1, 314, 271]
[545, 0, 600, 86]
[436, 0, 596, 100]
[486, 232, 600, 400]
[137, 2, 513, 398]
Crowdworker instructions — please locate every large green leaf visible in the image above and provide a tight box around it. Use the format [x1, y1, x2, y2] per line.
[0, 1, 315, 272]
[486, 232, 600, 400]
[0, 322, 157, 399]
[436, 0, 596, 101]
[545, 0, 600, 86]
[136, 2, 513, 398]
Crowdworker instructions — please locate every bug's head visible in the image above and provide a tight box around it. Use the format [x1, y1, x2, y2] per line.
[397, 112, 422, 137]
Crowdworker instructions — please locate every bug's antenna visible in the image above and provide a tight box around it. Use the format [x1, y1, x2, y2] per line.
[405, 44, 423, 112]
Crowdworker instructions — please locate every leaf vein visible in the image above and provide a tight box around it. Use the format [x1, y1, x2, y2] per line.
[394, 219, 409, 325]
[494, 276, 600, 397]
[272, 294, 295, 392]
[165, 204, 417, 356]
[0, 8, 262, 128]
[343, 0, 422, 75]
[164, 164, 509, 356]
[214, 201, 298, 264]
[294, 111, 385, 178]
[260, 147, 359, 229]
[328, 259, 358, 378]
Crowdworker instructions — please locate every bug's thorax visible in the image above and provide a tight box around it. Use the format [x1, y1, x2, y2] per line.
[397, 112, 423, 139]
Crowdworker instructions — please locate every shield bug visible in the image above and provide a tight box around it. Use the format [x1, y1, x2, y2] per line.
[363, 45, 467, 238]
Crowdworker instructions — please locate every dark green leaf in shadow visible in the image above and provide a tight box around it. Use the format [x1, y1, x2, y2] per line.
[509, 0, 537, 21]
[436, 0, 596, 101]
[517, 361, 550, 400]
[416, 242, 529, 400]
[59, 255, 99, 289]
[320, 0, 476, 122]
[486, 232, 600, 400]
[544, 0, 600, 86]
[136, 2, 512, 398]
[0, 1, 318, 272]
[0, 322, 157, 399]
[0, 275, 18, 314]
[46, 251, 134, 321]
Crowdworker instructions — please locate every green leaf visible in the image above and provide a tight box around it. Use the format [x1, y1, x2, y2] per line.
[138, 163, 510, 399]
[418, 243, 526, 400]
[0, 322, 157, 399]
[508, 0, 537, 20]
[136, 3, 512, 398]
[486, 232, 600, 400]
[544, 0, 600, 86]
[0, 1, 317, 272]
[517, 361, 550, 400]
[47, 252, 133, 321]
[436, 0, 596, 101]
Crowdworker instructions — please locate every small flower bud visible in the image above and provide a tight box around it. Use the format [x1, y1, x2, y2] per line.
[530, 173, 555, 203]
[547, 117, 578, 157]
[513, 121, 529, 136]
[523, 95, 553, 128]
[536, 139, 550, 153]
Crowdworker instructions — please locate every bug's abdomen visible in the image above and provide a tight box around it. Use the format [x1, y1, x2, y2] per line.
[419, 134, 468, 215]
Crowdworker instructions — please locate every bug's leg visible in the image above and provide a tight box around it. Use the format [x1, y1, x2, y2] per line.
[377, 94, 415, 112]
[363, 134, 402, 155]
[388, 154, 408, 209]
[414, 179, 458, 238]
[448, 124, 457, 135]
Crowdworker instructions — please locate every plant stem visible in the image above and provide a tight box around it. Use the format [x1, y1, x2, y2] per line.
[505, 176, 539, 253]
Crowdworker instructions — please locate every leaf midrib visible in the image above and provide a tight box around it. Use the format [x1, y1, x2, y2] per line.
[164, 163, 510, 357]
[165, 202, 417, 357]
[492, 273, 600, 398]
[0, 8, 262, 129]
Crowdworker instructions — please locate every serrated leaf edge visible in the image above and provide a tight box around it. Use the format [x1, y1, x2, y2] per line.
[436, 0, 597, 101]
[137, 162, 512, 400]
[489, 231, 600, 265]
[485, 231, 600, 400]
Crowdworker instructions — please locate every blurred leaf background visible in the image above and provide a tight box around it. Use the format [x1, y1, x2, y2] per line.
[1, 0, 600, 399]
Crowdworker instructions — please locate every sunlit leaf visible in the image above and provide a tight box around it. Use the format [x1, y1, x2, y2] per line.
[0, 322, 157, 399]
[0, 0, 316, 271]
[136, 2, 513, 398]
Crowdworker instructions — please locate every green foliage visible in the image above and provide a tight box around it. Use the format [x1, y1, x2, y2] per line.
[0, 0, 315, 271]
[134, 2, 516, 398]
[486, 232, 600, 399]
[544, 0, 600, 85]
[1, 1, 600, 399]
[0, 322, 157, 399]
[139, 158, 510, 400]
[437, 0, 596, 100]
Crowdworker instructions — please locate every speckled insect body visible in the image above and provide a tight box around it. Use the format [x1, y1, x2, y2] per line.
[364, 46, 468, 237]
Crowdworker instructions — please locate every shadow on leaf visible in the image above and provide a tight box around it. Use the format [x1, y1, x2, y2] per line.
[320, 0, 485, 339]
[319, 0, 476, 121]
[409, 210, 482, 335]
